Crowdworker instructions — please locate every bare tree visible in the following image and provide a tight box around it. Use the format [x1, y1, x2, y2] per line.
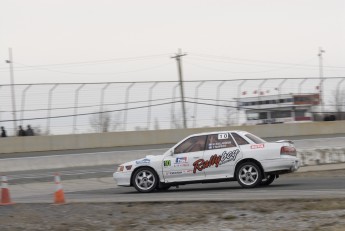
[32, 125, 42, 136]
[171, 107, 190, 129]
[89, 111, 111, 132]
[112, 112, 123, 131]
[218, 104, 237, 127]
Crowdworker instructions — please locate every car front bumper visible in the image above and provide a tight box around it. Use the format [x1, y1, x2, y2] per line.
[113, 171, 132, 186]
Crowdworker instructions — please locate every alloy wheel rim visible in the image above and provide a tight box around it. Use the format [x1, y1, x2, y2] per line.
[135, 170, 155, 190]
[239, 165, 259, 185]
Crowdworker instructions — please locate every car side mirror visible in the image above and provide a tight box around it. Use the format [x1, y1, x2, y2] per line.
[170, 149, 174, 156]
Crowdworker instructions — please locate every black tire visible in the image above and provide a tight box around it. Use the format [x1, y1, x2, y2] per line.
[132, 167, 158, 193]
[260, 174, 276, 186]
[236, 162, 262, 188]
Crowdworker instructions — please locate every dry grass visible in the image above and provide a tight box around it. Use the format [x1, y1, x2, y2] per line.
[302, 199, 345, 211]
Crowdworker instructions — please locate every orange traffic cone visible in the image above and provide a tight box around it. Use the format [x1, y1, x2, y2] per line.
[54, 173, 66, 204]
[0, 175, 15, 205]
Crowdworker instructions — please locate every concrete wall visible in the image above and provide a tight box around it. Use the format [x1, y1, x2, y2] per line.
[1, 121, 345, 154]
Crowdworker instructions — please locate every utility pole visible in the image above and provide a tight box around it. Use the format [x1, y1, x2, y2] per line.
[171, 49, 187, 129]
[318, 47, 325, 115]
[5, 48, 17, 135]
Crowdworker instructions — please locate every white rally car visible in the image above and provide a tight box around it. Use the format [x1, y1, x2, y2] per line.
[114, 131, 300, 193]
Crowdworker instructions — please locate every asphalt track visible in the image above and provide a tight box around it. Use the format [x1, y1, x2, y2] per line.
[9, 169, 345, 203]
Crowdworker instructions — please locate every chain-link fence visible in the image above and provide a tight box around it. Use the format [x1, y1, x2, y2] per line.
[0, 77, 344, 136]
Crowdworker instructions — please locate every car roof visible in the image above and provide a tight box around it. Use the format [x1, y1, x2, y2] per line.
[188, 130, 248, 137]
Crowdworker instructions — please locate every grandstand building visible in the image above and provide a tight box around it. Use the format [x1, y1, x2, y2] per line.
[237, 93, 320, 125]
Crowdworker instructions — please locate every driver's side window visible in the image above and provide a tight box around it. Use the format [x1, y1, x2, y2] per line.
[174, 135, 207, 154]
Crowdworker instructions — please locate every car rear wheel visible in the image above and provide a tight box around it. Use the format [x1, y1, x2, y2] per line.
[261, 174, 276, 186]
[132, 167, 158, 193]
[236, 162, 262, 188]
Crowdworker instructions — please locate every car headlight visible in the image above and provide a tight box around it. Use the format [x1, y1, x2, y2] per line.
[125, 165, 132, 170]
[117, 165, 132, 172]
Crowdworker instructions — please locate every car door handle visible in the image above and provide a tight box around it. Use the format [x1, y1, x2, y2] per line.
[193, 156, 201, 159]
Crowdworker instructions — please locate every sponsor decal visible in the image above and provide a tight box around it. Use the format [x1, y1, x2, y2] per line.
[135, 158, 150, 165]
[166, 171, 183, 175]
[193, 154, 221, 174]
[193, 149, 240, 174]
[250, 144, 265, 149]
[220, 149, 240, 165]
[174, 163, 189, 167]
[175, 157, 188, 163]
[164, 160, 171, 167]
[165, 170, 193, 176]
[173, 157, 189, 167]
[208, 141, 233, 150]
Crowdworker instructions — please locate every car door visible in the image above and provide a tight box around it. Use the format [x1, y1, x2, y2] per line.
[201, 132, 242, 179]
[162, 135, 207, 183]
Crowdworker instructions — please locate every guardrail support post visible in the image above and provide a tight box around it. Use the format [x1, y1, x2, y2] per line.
[170, 83, 179, 129]
[20, 84, 32, 126]
[236, 80, 247, 125]
[123, 83, 135, 131]
[193, 81, 204, 128]
[147, 82, 158, 130]
[46, 84, 59, 135]
[73, 84, 85, 134]
[100, 83, 111, 132]
[214, 81, 226, 127]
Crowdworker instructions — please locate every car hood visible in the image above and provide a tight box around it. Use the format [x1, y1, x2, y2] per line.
[121, 154, 165, 167]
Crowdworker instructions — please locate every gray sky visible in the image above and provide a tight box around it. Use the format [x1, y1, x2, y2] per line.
[1, 0, 344, 84]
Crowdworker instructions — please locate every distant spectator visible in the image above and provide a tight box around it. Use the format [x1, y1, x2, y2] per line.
[26, 125, 34, 136]
[1, 126, 7, 137]
[18, 125, 26, 136]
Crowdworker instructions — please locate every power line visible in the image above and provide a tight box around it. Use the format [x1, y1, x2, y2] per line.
[0, 101, 181, 122]
[189, 52, 345, 69]
[0, 97, 175, 113]
[0, 61, 172, 75]
[0, 53, 171, 71]
[185, 60, 314, 74]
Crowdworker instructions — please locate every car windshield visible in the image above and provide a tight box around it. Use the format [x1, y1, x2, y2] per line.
[245, 133, 266, 144]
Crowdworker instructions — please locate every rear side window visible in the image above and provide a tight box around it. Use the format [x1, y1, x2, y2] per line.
[245, 133, 266, 144]
[231, 133, 249, 145]
[206, 133, 236, 150]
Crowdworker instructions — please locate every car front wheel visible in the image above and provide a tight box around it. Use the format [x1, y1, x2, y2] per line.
[132, 167, 158, 193]
[236, 162, 262, 188]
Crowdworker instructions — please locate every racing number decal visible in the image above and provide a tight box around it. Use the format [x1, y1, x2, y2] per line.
[218, 133, 229, 140]
[164, 160, 171, 167]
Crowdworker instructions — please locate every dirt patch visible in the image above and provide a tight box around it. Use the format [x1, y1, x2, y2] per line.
[1, 199, 345, 231]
